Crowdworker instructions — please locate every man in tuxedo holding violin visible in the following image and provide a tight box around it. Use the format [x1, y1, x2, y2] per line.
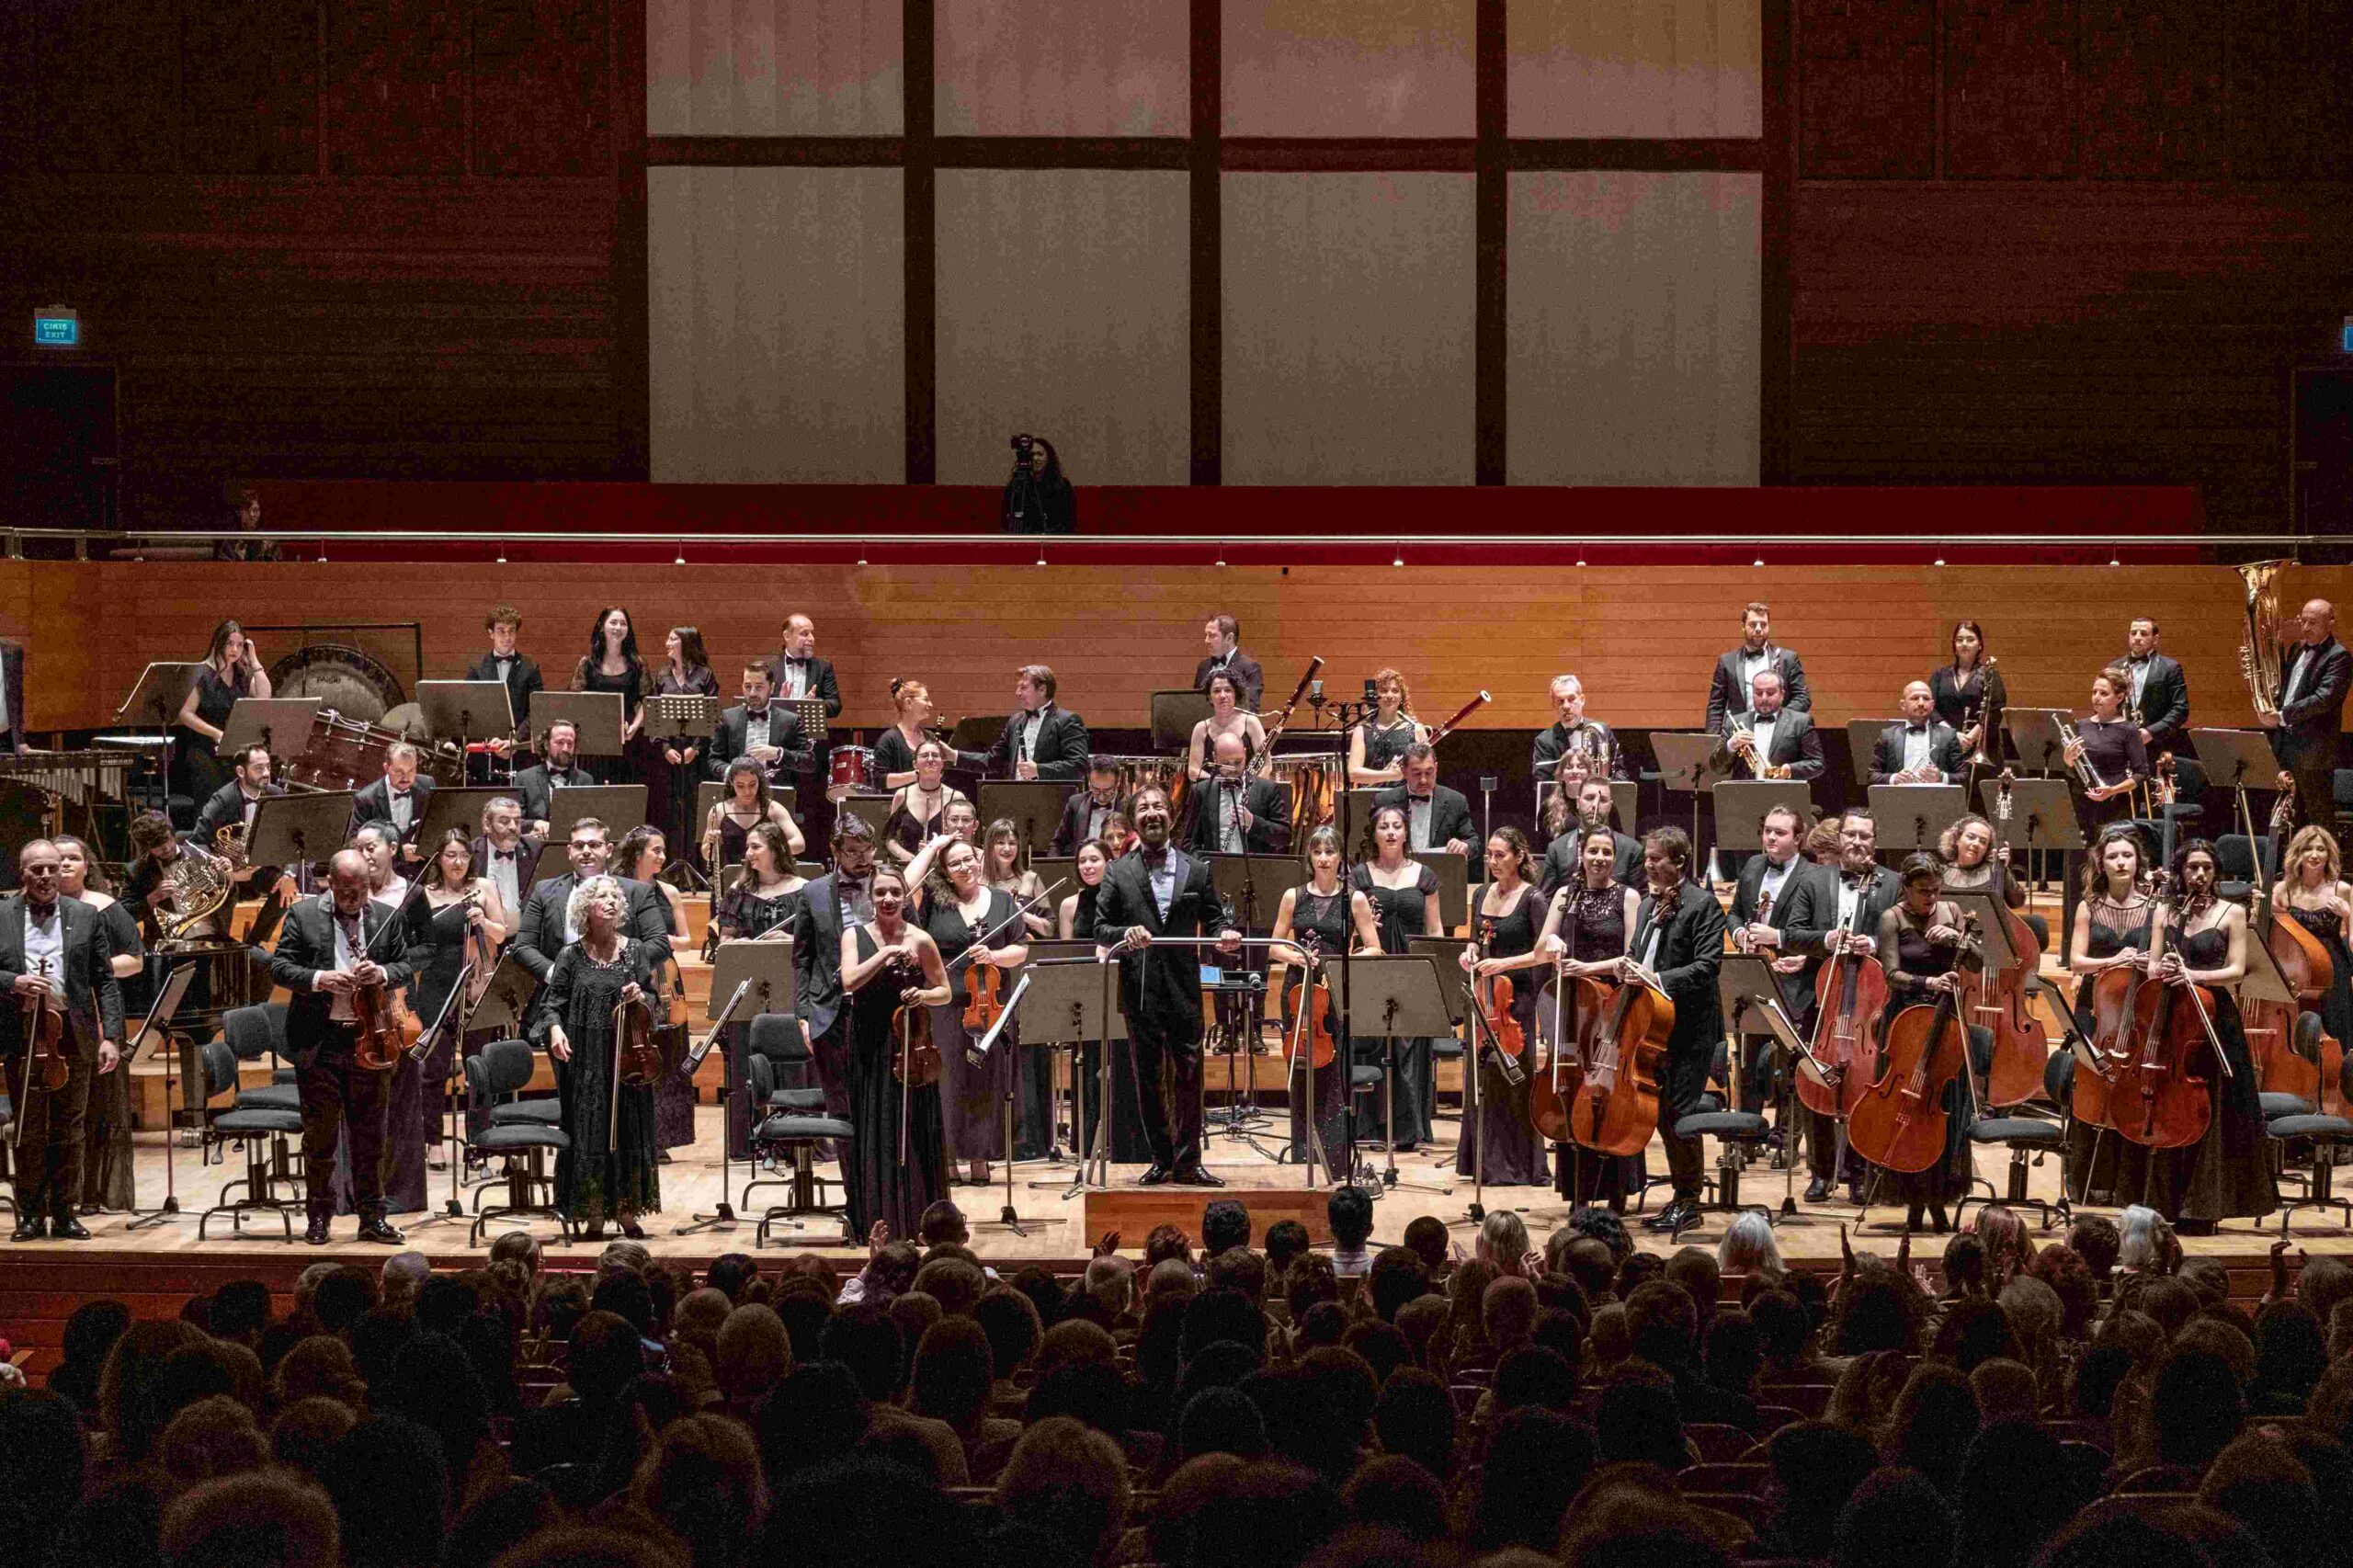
[3, 839, 125, 1241]
[1096, 787, 1241, 1187]
[1725, 804, 1827, 1127]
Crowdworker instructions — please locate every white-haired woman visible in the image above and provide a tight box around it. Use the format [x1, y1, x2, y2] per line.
[2115, 1204, 2177, 1277]
[529, 873, 662, 1240]
[1717, 1210, 1786, 1290]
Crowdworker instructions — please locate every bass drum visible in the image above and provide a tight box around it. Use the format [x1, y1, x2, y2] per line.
[268, 642, 404, 724]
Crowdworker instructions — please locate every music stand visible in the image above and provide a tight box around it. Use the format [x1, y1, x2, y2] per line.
[1021, 957, 1128, 1192]
[1868, 783, 1968, 854]
[949, 716, 1006, 753]
[246, 790, 358, 873]
[701, 937, 800, 1236]
[415, 788, 511, 851]
[1336, 788, 1386, 855]
[1536, 779, 1638, 835]
[835, 793, 893, 848]
[1208, 854, 1300, 933]
[120, 960, 199, 1230]
[2241, 917, 2298, 1008]
[417, 679, 516, 759]
[1719, 951, 1813, 1216]
[1029, 857, 1076, 900]
[465, 953, 540, 1039]
[692, 780, 799, 846]
[1844, 719, 1897, 787]
[1343, 954, 1455, 1194]
[1410, 850, 1471, 931]
[1150, 689, 1213, 753]
[532, 692, 627, 760]
[1652, 732, 1736, 865]
[1943, 891, 2020, 975]
[2005, 709, 2073, 778]
[546, 785, 648, 846]
[1714, 780, 1816, 854]
[978, 782, 1070, 860]
[1405, 936, 1472, 1027]
[644, 692, 722, 882]
[219, 698, 322, 766]
[2192, 727, 2289, 849]
[1978, 774, 2084, 917]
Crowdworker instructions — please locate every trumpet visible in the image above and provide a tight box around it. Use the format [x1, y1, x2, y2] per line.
[1727, 718, 1790, 780]
[2056, 718, 2103, 790]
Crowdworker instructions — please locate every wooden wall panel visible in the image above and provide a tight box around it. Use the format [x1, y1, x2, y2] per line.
[2074, 0, 2222, 180]
[1942, 0, 2076, 179]
[19, 561, 2348, 741]
[1797, 0, 1937, 178]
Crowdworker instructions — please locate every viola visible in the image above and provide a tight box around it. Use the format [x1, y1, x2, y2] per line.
[1566, 955, 1671, 1158]
[1802, 881, 1889, 1120]
[2105, 877, 2218, 1150]
[1848, 913, 1983, 1173]
[1282, 934, 1337, 1071]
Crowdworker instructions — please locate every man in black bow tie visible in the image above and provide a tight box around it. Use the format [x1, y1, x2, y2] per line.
[1096, 787, 1241, 1187]
[1193, 614, 1264, 712]
[471, 795, 541, 921]
[1779, 808, 1902, 1203]
[513, 721, 589, 839]
[768, 613, 842, 720]
[1870, 682, 1966, 785]
[350, 743, 435, 865]
[2120, 617, 2189, 753]
[4, 839, 125, 1241]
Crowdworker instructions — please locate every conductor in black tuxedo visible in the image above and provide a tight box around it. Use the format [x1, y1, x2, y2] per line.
[1620, 828, 1725, 1235]
[2120, 617, 2190, 753]
[2264, 597, 2353, 833]
[268, 849, 428, 1245]
[1706, 601, 1812, 733]
[1373, 744, 1475, 854]
[1096, 787, 1241, 1186]
[466, 605, 545, 771]
[510, 817, 676, 984]
[710, 661, 812, 782]
[1194, 614, 1265, 713]
[1870, 682, 1968, 785]
[1718, 670, 1825, 782]
[3, 840, 126, 1241]
[1779, 807, 1904, 1202]
[769, 613, 842, 720]
[1184, 734, 1290, 855]
[1725, 804, 1826, 1118]
[961, 665, 1091, 782]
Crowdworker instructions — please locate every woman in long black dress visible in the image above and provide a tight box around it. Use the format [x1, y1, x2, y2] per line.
[529, 875, 661, 1239]
[912, 839, 1026, 1185]
[1271, 826, 1382, 1175]
[1869, 853, 1984, 1234]
[651, 626, 721, 840]
[57, 836, 145, 1213]
[701, 759, 803, 877]
[841, 864, 950, 1238]
[2064, 666, 2149, 835]
[1347, 668, 1427, 786]
[871, 678, 938, 790]
[1457, 828, 1549, 1186]
[981, 818, 1055, 1158]
[174, 619, 271, 802]
[1536, 824, 1643, 1207]
[615, 826, 696, 1156]
[2065, 825, 2157, 1203]
[711, 819, 806, 1159]
[881, 742, 970, 867]
[2141, 839, 2275, 1229]
[2275, 824, 2353, 1051]
[1354, 804, 1443, 1149]
[399, 830, 508, 1208]
[1927, 620, 2006, 766]
[572, 607, 646, 787]
[1062, 839, 1149, 1165]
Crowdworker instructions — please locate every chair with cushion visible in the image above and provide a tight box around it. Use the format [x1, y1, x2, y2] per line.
[1959, 1051, 2070, 1231]
[466, 1038, 573, 1245]
[745, 1013, 854, 1245]
[1673, 1041, 1771, 1223]
[2267, 1033, 2353, 1234]
[197, 1036, 304, 1240]
[222, 1003, 301, 1109]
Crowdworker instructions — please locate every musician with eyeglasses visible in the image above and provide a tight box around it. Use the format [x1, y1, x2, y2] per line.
[1529, 675, 1624, 783]
[2262, 598, 2352, 835]
[1718, 671, 1824, 782]
[960, 665, 1090, 782]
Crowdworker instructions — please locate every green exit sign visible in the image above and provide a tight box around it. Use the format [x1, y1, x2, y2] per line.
[33, 308, 78, 347]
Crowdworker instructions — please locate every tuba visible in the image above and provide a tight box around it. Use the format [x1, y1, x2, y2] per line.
[2242, 559, 2290, 721]
[157, 840, 234, 943]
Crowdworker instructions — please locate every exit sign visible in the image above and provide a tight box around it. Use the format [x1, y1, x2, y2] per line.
[32, 308, 78, 347]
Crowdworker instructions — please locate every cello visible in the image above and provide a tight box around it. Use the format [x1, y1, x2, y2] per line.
[1802, 881, 1889, 1120]
[1529, 903, 1612, 1144]
[1565, 953, 1673, 1159]
[1847, 913, 1984, 1174]
[2105, 875, 2226, 1151]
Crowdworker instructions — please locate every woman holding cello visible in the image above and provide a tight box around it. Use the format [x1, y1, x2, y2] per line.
[1456, 827, 1552, 1186]
[2273, 824, 2353, 1052]
[1271, 825, 1383, 1172]
[528, 875, 662, 1240]
[1535, 824, 1643, 1208]
[2065, 825, 2158, 1203]
[1859, 853, 1984, 1234]
[911, 839, 1026, 1187]
[1355, 803, 1444, 1149]
[841, 864, 950, 1236]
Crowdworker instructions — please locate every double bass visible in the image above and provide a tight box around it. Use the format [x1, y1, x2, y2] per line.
[2252, 785, 2344, 1112]
[1802, 881, 1889, 1119]
[1965, 818, 2052, 1108]
[1847, 913, 1984, 1174]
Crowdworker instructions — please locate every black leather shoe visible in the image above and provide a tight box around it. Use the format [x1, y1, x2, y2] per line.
[1644, 1200, 1694, 1233]
[1846, 1180, 1866, 1207]
[1803, 1176, 1831, 1203]
[1174, 1165, 1224, 1187]
[1138, 1164, 1172, 1187]
[49, 1214, 90, 1241]
[355, 1218, 405, 1245]
[305, 1216, 331, 1245]
[12, 1216, 45, 1243]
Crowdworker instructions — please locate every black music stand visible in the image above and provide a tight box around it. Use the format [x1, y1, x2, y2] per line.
[413, 788, 511, 852]
[1719, 952, 1813, 1216]
[405, 963, 482, 1230]
[118, 662, 204, 816]
[2005, 709, 2073, 778]
[1714, 780, 1815, 858]
[644, 693, 721, 885]
[1651, 732, 1735, 869]
[971, 970, 1036, 1234]
[1205, 853, 1294, 1134]
[834, 792, 892, 849]
[978, 781, 1069, 860]
[219, 698, 322, 770]
[1017, 939, 1097, 1185]
[949, 716, 1006, 753]
[417, 679, 515, 784]
[1943, 890, 2019, 973]
[2192, 727, 2290, 847]
[698, 937, 798, 1235]
[692, 779, 799, 845]
[1151, 690, 1214, 752]
[1343, 954, 1454, 1193]
[1335, 787, 1386, 855]
[2240, 915, 2298, 1011]
[1023, 956, 1127, 1193]
[1409, 850, 1471, 931]
[1978, 774, 2084, 926]
[247, 790, 358, 876]
[464, 952, 540, 1040]
[546, 785, 648, 846]
[532, 691, 627, 765]
[1868, 783, 1968, 855]
[1843, 718, 1898, 787]
[1029, 857, 1076, 902]
[119, 960, 198, 1230]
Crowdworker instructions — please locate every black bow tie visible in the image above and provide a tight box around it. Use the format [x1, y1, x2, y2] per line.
[1906, 723, 1928, 734]
[1142, 848, 1170, 868]
[2129, 653, 2150, 665]
[1409, 794, 1433, 804]
[1844, 871, 1870, 889]
[391, 790, 410, 801]
[493, 849, 517, 861]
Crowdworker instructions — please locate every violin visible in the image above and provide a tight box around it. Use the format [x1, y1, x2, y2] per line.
[1847, 911, 1984, 1173]
[1469, 917, 1525, 1084]
[11, 957, 71, 1157]
[1802, 880, 1889, 1119]
[2105, 876, 2222, 1149]
[961, 962, 1006, 1037]
[1529, 902, 1609, 1143]
[351, 968, 415, 1072]
[1567, 947, 1672, 1159]
[1282, 933, 1338, 1072]
[613, 990, 665, 1087]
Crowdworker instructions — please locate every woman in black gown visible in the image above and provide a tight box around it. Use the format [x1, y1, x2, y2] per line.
[1939, 812, 2049, 950]
[711, 819, 806, 1158]
[1927, 620, 2006, 766]
[881, 742, 970, 867]
[397, 830, 508, 1207]
[701, 759, 803, 877]
[1869, 853, 1984, 1233]
[2065, 825, 2157, 1203]
[1271, 826, 1382, 1174]
[2139, 840, 2274, 1229]
[1458, 828, 1549, 1186]
[1354, 804, 1443, 1149]
[1347, 668, 1427, 786]
[980, 818, 1054, 1158]
[2275, 824, 2353, 1051]
[615, 826, 696, 1156]
[912, 839, 1026, 1185]
[174, 619, 271, 802]
[1062, 839, 1149, 1164]
[57, 836, 145, 1213]
[2064, 666, 2149, 835]
[840, 864, 950, 1237]
[529, 875, 661, 1239]
[1535, 824, 1643, 1206]
[572, 607, 646, 787]
[651, 626, 720, 841]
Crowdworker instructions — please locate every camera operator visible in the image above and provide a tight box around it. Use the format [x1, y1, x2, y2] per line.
[1001, 433, 1076, 534]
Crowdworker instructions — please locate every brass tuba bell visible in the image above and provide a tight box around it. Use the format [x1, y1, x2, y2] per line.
[2240, 559, 2290, 721]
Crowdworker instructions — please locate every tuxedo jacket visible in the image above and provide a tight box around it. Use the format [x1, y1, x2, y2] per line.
[1728, 855, 1829, 1025]
[710, 703, 812, 780]
[1870, 721, 1967, 785]
[1707, 645, 1812, 733]
[471, 834, 545, 894]
[2120, 653, 2190, 752]
[1182, 776, 1290, 855]
[1630, 881, 1725, 1107]
[1717, 708, 1825, 781]
[465, 652, 546, 735]
[1370, 783, 1477, 850]
[1194, 652, 1266, 713]
[512, 872, 674, 983]
[1529, 720, 1626, 782]
[964, 705, 1091, 782]
[1053, 790, 1121, 857]
[1095, 848, 1236, 1035]
[512, 762, 591, 827]
[790, 871, 857, 1037]
[193, 779, 281, 847]
[767, 653, 842, 719]
[1782, 865, 1904, 960]
[351, 775, 436, 839]
[267, 894, 428, 1066]
[2273, 638, 2353, 772]
[0, 893, 124, 1052]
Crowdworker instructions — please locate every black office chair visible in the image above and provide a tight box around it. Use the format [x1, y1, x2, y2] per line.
[1674, 1039, 1772, 1221]
[466, 1038, 573, 1245]
[1960, 1049, 2070, 1231]
[197, 1036, 304, 1241]
[2267, 1030, 2353, 1235]
[745, 1013, 854, 1245]
[222, 1003, 300, 1111]
[2215, 834, 2275, 904]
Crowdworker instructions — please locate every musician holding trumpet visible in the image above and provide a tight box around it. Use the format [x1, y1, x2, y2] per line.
[1718, 671, 1824, 781]
[4, 839, 125, 1242]
[2063, 666, 2149, 833]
